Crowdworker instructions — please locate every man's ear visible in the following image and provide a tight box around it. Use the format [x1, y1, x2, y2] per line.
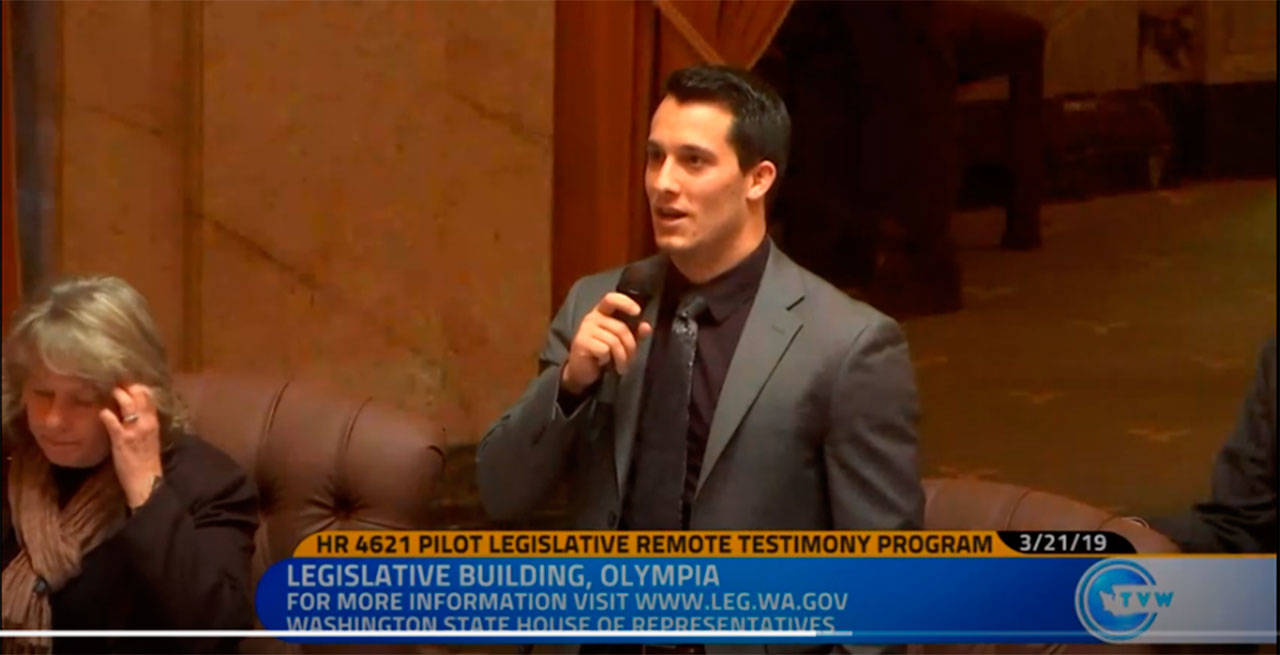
[745, 160, 778, 202]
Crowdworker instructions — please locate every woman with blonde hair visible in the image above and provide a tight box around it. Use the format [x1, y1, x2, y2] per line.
[2, 275, 258, 653]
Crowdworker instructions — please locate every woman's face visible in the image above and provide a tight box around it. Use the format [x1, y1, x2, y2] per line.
[22, 363, 112, 468]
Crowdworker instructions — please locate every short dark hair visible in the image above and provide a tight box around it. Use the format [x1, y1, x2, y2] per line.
[663, 65, 791, 184]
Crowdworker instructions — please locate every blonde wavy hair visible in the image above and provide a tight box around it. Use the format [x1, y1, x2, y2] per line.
[1, 275, 188, 448]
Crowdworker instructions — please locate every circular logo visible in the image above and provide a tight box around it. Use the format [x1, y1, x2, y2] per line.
[1075, 559, 1158, 642]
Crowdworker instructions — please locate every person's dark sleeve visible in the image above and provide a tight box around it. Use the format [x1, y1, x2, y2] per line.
[115, 442, 259, 632]
[476, 277, 599, 521]
[1151, 337, 1277, 553]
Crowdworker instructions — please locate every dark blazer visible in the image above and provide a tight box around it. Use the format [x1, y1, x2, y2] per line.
[2, 432, 259, 654]
[477, 244, 924, 534]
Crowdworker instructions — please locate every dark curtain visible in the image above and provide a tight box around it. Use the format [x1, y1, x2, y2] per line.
[3, 0, 22, 334]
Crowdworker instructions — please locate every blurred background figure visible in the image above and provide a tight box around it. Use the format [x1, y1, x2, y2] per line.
[1151, 336, 1277, 553]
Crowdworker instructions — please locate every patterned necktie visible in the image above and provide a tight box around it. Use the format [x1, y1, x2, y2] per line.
[629, 293, 706, 530]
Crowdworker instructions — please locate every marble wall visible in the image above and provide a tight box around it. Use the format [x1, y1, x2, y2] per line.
[59, 2, 189, 360]
[54, 1, 553, 444]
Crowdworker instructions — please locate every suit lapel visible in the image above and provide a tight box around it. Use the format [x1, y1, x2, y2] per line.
[613, 255, 667, 494]
[696, 246, 805, 495]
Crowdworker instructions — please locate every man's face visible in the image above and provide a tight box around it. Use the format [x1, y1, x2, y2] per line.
[23, 363, 112, 468]
[645, 97, 755, 259]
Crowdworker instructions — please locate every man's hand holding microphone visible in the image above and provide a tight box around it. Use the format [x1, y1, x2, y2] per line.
[560, 293, 653, 397]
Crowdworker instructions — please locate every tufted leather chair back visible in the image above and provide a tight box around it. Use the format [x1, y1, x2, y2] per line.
[173, 371, 446, 603]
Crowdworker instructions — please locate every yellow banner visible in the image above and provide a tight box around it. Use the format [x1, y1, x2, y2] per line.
[292, 531, 1022, 558]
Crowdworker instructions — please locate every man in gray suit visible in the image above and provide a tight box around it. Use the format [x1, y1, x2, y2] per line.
[478, 65, 922, 538]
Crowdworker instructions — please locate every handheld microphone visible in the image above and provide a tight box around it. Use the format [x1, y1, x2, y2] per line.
[614, 261, 655, 338]
[597, 262, 656, 407]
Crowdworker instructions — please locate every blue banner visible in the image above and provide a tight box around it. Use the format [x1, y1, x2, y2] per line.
[254, 555, 1276, 644]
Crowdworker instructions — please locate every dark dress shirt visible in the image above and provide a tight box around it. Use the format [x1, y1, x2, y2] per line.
[625, 238, 771, 529]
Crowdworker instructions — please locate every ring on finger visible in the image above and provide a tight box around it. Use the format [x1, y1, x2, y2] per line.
[122, 413, 140, 424]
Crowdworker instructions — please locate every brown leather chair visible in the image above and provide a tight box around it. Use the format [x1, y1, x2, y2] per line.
[174, 372, 447, 653]
[924, 478, 1178, 552]
[913, 477, 1178, 654]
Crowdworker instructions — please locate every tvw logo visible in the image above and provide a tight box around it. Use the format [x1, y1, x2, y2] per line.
[1075, 560, 1172, 641]
[1098, 585, 1175, 616]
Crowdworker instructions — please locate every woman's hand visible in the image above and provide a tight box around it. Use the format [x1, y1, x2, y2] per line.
[99, 384, 164, 510]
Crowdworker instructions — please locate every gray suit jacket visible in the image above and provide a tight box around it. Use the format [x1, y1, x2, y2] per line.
[477, 244, 923, 532]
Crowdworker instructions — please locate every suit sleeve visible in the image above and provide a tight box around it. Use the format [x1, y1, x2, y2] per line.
[824, 315, 924, 530]
[1152, 337, 1277, 553]
[114, 447, 258, 635]
[476, 279, 598, 521]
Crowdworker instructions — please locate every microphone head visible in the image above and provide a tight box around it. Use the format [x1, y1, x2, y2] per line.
[616, 262, 655, 306]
